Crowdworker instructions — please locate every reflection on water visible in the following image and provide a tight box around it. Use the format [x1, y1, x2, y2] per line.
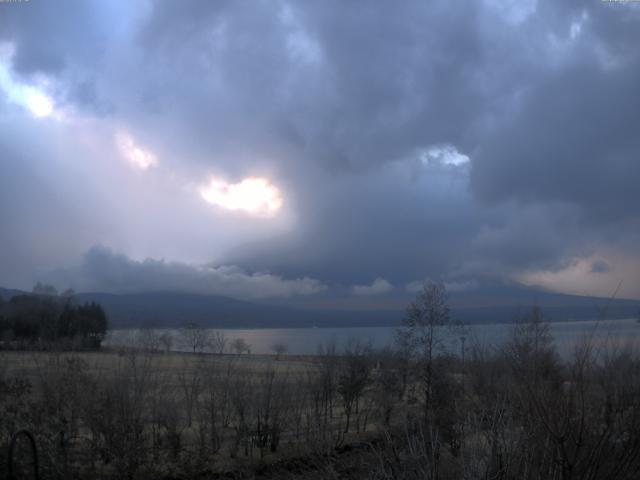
[105, 318, 640, 358]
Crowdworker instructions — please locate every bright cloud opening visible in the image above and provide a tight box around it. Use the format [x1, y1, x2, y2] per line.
[22, 88, 54, 117]
[200, 177, 284, 215]
[116, 132, 158, 170]
[0, 47, 55, 118]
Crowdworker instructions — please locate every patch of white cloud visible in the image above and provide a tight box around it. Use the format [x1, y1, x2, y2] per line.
[200, 176, 283, 216]
[352, 277, 393, 296]
[115, 131, 158, 170]
[418, 144, 470, 167]
[0, 43, 55, 118]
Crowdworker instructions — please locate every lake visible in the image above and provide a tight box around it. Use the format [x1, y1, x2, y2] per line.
[105, 318, 640, 358]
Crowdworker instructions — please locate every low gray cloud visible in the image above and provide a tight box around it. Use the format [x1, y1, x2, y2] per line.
[351, 277, 393, 297]
[44, 247, 327, 300]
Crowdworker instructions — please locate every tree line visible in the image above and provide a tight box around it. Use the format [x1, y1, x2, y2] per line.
[0, 284, 108, 350]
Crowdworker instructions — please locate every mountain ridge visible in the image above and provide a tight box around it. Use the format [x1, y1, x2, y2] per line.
[2, 285, 639, 328]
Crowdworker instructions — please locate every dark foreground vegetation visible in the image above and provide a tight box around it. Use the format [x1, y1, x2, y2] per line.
[0, 287, 108, 350]
[1, 282, 640, 479]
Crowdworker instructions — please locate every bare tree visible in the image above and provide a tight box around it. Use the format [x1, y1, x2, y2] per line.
[210, 331, 227, 354]
[337, 339, 372, 433]
[271, 341, 288, 359]
[231, 338, 250, 355]
[177, 357, 202, 428]
[158, 331, 173, 353]
[372, 348, 405, 426]
[135, 328, 161, 353]
[506, 305, 558, 387]
[396, 280, 451, 421]
[394, 280, 453, 478]
[180, 323, 209, 353]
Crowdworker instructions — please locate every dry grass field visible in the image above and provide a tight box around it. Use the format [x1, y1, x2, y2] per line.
[3, 316, 640, 479]
[0, 346, 390, 478]
[0, 349, 316, 380]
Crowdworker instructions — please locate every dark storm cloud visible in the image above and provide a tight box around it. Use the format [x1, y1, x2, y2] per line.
[132, 0, 524, 173]
[0, 0, 113, 76]
[1, 0, 639, 298]
[471, 2, 640, 221]
[471, 60, 640, 222]
[226, 164, 482, 284]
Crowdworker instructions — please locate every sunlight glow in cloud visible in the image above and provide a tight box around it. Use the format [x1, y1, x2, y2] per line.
[0, 52, 54, 118]
[200, 177, 283, 215]
[516, 253, 640, 300]
[116, 132, 158, 170]
[22, 88, 54, 117]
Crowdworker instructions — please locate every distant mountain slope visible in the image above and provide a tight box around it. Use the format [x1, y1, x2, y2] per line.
[1, 285, 639, 328]
[450, 283, 640, 323]
[74, 291, 400, 328]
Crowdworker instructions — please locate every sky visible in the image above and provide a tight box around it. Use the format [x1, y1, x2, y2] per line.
[0, 0, 639, 303]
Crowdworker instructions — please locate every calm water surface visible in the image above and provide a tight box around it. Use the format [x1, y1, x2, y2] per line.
[105, 318, 640, 358]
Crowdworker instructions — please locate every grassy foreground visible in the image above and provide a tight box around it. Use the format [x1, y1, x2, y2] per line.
[2, 319, 640, 479]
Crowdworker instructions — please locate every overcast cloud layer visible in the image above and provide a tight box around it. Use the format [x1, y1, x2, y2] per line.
[1, 0, 639, 301]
